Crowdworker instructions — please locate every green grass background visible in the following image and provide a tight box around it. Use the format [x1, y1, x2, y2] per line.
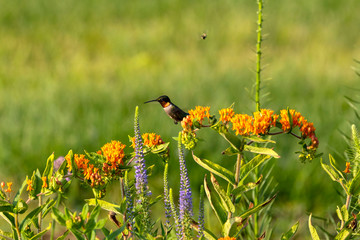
[0, 0, 360, 238]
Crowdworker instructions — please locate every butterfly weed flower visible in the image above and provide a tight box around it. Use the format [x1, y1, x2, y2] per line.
[4, 182, 12, 193]
[219, 107, 235, 124]
[343, 162, 351, 174]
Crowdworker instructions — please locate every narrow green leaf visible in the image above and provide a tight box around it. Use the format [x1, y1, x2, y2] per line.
[51, 207, 66, 225]
[43, 153, 55, 179]
[0, 200, 13, 212]
[221, 132, 243, 150]
[104, 225, 126, 240]
[329, 154, 345, 179]
[29, 223, 52, 240]
[222, 146, 240, 156]
[193, 152, 235, 185]
[89, 204, 100, 220]
[320, 159, 341, 182]
[232, 176, 262, 196]
[0, 212, 15, 227]
[243, 145, 280, 158]
[69, 228, 84, 240]
[334, 228, 352, 240]
[239, 154, 270, 185]
[308, 213, 320, 240]
[55, 229, 70, 240]
[243, 135, 276, 144]
[203, 175, 227, 225]
[13, 179, 27, 205]
[223, 194, 277, 236]
[210, 173, 235, 213]
[349, 170, 360, 196]
[95, 218, 107, 229]
[86, 199, 123, 217]
[341, 205, 349, 222]
[81, 204, 89, 221]
[191, 219, 217, 240]
[281, 221, 299, 240]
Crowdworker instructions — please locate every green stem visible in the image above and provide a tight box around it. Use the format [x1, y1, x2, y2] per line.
[38, 195, 43, 239]
[50, 193, 62, 240]
[255, 0, 263, 112]
[234, 153, 243, 187]
[254, 0, 263, 236]
[345, 194, 351, 212]
[14, 213, 21, 240]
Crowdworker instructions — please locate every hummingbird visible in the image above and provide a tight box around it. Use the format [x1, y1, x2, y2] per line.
[144, 95, 189, 124]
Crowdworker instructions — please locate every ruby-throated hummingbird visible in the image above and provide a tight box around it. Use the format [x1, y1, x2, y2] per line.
[145, 95, 189, 124]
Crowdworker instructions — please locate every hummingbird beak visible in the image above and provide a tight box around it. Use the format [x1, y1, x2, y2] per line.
[144, 99, 158, 104]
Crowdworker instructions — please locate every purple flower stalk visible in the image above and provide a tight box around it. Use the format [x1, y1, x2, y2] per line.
[133, 106, 151, 230]
[178, 132, 193, 239]
[134, 107, 148, 195]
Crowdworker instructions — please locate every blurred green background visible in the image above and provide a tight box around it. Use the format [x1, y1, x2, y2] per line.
[1, 0, 360, 238]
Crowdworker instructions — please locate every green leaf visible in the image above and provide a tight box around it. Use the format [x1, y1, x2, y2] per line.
[321, 159, 342, 183]
[243, 135, 276, 144]
[243, 145, 280, 158]
[232, 176, 262, 197]
[29, 223, 52, 240]
[239, 154, 270, 185]
[349, 170, 360, 196]
[308, 213, 320, 240]
[13, 179, 27, 206]
[223, 194, 277, 236]
[89, 204, 100, 220]
[0, 200, 13, 212]
[281, 221, 299, 240]
[222, 146, 240, 156]
[86, 199, 123, 216]
[190, 219, 217, 240]
[151, 142, 170, 154]
[334, 228, 352, 240]
[210, 173, 235, 213]
[43, 153, 55, 179]
[0, 212, 15, 227]
[51, 207, 66, 226]
[203, 175, 227, 225]
[95, 218, 107, 229]
[192, 152, 235, 185]
[329, 154, 345, 179]
[81, 204, 89, 221]
[13, 199, 28, 214]
[104, 225, 126, 240]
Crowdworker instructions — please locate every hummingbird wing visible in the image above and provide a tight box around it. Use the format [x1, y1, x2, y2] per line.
[169, 104, 189, 123]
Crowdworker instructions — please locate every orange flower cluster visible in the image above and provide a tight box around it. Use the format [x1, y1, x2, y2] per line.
[343, 162, 351, 174]
[181, 106, 211, 131]
[218, 237, 236, 240]
[65, 141, 127, 188]
[42, 176, 48, 188]
[219, 107, 235, 123]
[231, 109, 278, 136]
[101, 140, 126, 170]
[26, 179, 34, 192]
[130, 133, 164, 148]
[1, 181, 12, 193]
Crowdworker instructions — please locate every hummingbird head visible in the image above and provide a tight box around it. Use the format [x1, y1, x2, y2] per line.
[144, 95, 171, 108]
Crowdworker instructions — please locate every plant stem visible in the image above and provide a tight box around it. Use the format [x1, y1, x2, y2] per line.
[234, 153, 243, 187]
[14, 213, 21, 239]
[51, 193, 62, 240]
[38, 195, 43, 239]
[345, 194, 352, 212]
[255, 0, 263, 112]
[254, 0, 263, 237]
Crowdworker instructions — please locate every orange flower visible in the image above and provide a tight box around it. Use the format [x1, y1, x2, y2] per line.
[343, 162, 351, 174]
[5, 182, 12, 193]
[181, 115, 193, 131]
[142, 133, 164, 148]
[253, 109, 277, 135]
[218, 237, 236, 240]
[188, 106, 210, 124]
[101, 141, 126, 168]
[1, 182, 5, 189]
[219, 108, 235, 123]
[26, 179, 34, 192]
[65, 154, 89, 172]
[42, 176, 48, 188]
[231, 113, 253, 135]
